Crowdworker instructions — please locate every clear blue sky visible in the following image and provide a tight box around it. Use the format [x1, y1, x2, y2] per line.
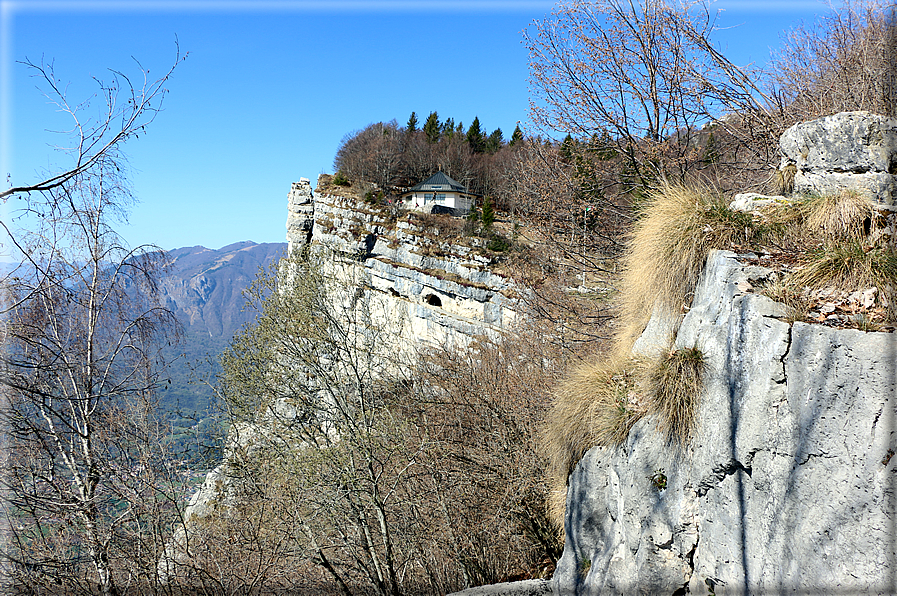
[3, 0, 828, 252]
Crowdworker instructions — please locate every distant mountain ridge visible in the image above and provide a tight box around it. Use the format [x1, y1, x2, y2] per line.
[157, 241, 287, 416]
[161, 241, 286, 340]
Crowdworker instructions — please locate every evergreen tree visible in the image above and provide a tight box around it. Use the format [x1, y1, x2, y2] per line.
[406, 111, 419, 133]
[509, 124, 523, 146]
[467, 116, 485, 153]
[587, 129, 617, 160]
[423, 111, 441, 144]
[486, 128, 504, 153]
[481, 194, 495, 231]
[559, 134, 576, 162]
[702, 131, 720, 164]
[441, 117, 455, 137]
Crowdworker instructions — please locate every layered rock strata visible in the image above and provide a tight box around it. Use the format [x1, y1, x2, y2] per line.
[288, 176, 519, 346]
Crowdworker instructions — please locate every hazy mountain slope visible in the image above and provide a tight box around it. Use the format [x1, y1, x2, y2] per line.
[157, 241, 286, 417]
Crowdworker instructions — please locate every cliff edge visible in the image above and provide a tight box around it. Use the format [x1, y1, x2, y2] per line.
[554, 249, 895, 595]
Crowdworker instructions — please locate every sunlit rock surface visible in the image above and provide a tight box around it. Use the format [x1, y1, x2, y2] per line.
[553, 251, 896, 595]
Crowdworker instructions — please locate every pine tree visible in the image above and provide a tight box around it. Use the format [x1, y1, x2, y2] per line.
[481, 194, 495, 231]
[423, 111, 441, 144]
[509, 124, 523, 146]
[702, 131, 720, 164]
[559, 134, 576, 162]
[441, 117, 455, 137]
[486, 128, 504, 153]
[467, 117, 485, 153]
[406, 111, 419, 133]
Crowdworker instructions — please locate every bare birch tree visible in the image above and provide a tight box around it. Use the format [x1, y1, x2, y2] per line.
[1, 53, 183, 595]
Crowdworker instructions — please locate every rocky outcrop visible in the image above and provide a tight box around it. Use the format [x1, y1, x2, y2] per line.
[286, 178, 315, 254]
[553, 250, 896, 595]
[289, 176, 520, 346]
[779, 111, 897, 205]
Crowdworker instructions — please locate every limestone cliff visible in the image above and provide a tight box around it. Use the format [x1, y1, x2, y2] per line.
[553, 250, 896, 595]
[159, 174, 522, 582]
[288, 174, 519, 346]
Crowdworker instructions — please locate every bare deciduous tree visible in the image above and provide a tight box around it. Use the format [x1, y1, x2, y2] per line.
[771, 0, 896, 119]
[524, 0, 787, 194]
[1, 52, 183, 202]
[1, 54, 183, 596]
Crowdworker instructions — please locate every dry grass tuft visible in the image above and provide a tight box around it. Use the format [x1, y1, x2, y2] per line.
[541, 357, 647, 525]
[615, 183, 755, 354]
[761, 190, 883, 247]
[759, 276, 812, 324]
[760, 190, 897, 321]
[647, 346, 706, 445]
[802, 190, 878, 241]
[789, 241, 897, 315]
[772, 164, 798, 195]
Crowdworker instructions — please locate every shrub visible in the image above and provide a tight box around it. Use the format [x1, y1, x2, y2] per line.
[486, 233, 512, 252]
[647, 346, 706, 445]
[332, 171, 350, 186]
[364, 188, 384, 204]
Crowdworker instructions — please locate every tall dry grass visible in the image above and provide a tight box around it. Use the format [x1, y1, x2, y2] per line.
[802, 190, 879, 240]
[541, 356, 648, 524]
[762, 189, 897, 319]
[615, 183, 755, 354]
[541, 183, 741, 526]
[646, 346, 706, 445]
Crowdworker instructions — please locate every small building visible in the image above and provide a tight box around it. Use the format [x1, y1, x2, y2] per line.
[401, 172, 478, 216]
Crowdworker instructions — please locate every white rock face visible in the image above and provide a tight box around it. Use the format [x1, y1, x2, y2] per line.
[298, 176, 520, 347]
[286, 179, 315, 254]
[553, 251, 896, 595]
[779, 111, 897, 204]
[160, 177, 524, 581]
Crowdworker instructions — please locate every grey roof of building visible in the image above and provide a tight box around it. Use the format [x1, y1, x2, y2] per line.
[407, 171, 468, 193]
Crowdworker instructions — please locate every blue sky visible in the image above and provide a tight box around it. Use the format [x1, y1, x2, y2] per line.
[3, 0, 829, 252]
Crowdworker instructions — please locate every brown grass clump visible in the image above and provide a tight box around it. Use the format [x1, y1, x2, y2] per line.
[760, 190, 897, 321]
[647, 346, 706, 445]
[801, 190, 878, 241]
[616, 183, 755, 354]
[790, 241, 897, 316]
[541, 357, 647, 524]
[761, 189, 884, 247]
